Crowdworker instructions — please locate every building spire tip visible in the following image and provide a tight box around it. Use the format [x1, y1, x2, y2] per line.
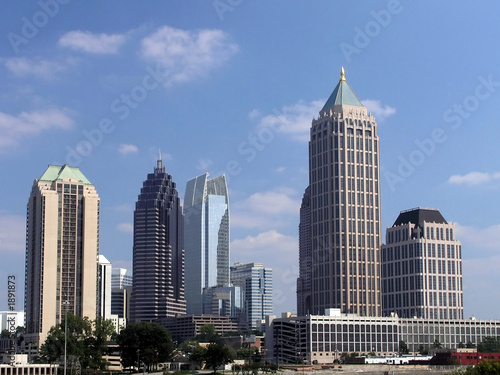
[157, 149, 163, 169]
[340, 66, 346, 81]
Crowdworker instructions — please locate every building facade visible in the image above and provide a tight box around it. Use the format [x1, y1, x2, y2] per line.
[303, 68, 381, 316]
[111, 268, 132, 289]
[184, 173, 230, 315]
[24, 165, 99, 348]
[297, 186, 312, 316]
[381, 208, 463, 320]
[202, 285, 242, 319]
[230, 262, 273, 329]
[268, 311, 500, 365]
[98, 255, 112, 320]
[130, 157, 186, 321]
[111, 268, 132, 322]
[160, 315, 240, 344]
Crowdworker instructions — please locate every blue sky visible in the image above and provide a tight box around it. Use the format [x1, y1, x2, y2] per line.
[1, 1, 500, 321]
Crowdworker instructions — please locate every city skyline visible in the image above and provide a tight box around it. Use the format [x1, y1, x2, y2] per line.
[1, 2, 500, 320]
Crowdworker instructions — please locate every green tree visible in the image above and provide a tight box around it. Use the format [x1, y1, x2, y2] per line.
[204, 342, 236, 373]
[236, 347, 259, 360]
[39, 313, 91, 366]
[452, 360, 500, 375]
[477, 336, 500, 352]
[188, 345, 207, 370]
[39, 314, 114, 370]
[117, 322, 174, 371]
[81, 317, 116, 369]
[39, 324, 65, 364]
[399, 340, 409, 355]
[0, 329, 10, 338]
[196, 324, 221, 343]
[432, 339, 442, 349]
[179, 339, 201, 355]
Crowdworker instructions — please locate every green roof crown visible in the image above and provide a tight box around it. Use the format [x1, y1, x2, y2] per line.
[321, 67, 364, 111]
[39, 165, 92, 185]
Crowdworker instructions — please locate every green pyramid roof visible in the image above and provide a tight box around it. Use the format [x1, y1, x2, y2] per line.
[39, 165, 92, 185]
[321, 67, 364, 111]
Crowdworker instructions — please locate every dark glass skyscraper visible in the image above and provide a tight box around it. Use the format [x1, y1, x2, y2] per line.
[297, 186, 312, 316]
[130, 157, 186, 321]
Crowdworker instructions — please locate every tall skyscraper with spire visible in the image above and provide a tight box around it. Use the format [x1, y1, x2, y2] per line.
[130, 156, 186, 321]
[184, 173, 230, 315]
[299, 68, 382, 316]
[24, 165, 99, 348]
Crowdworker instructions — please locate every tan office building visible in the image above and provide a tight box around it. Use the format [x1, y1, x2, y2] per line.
[24, 165, 99, 349]
[382, 207, 463, 320]
[301, 68, 382, 317]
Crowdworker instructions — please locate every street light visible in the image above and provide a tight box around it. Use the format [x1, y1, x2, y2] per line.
[63, 300, 70, 375]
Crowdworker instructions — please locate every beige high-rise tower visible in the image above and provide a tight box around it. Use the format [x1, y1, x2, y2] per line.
[301, 68, 382, 316]
[381, 208, 464, 320]
[24, 165, 99, 349]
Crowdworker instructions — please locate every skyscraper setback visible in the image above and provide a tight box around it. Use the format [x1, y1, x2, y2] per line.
[130, 157, 186, 321]
[298, 68, 382, 316]
[24, 165, 99, 348]
[184, 173, 230, 315]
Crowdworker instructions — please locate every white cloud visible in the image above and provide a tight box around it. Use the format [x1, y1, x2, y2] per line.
[231, 230, 299, 314]
[257, 100, 324, 142]
[462, 256, 500, 319]
[455, 223, 500, 253]
[448, 171, 500, 186]
[58, 30, 127, 54]
[117, 223, 133, 233]
[231, 230, 297, 262]
[275, 167, 286, 173]
[0, 108, 73, 148]
[231, 188, 300, 229]
[140, 25, 238, 86]
[248, 109, 261, 119]
[362, 99, 396, 121]
[118, 143, 139, 155]
[111, 204, 133, 213]
[197, 158, 213, 171]
[253, 98, 395, 143]
[0, 214, 25, 254]
[2, 57, 65, 80]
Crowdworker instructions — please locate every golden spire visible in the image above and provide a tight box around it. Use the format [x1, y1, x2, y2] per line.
[340, 66, 346, 81]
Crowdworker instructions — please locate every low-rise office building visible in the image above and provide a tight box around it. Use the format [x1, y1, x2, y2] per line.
[268, 310, 500, 364]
